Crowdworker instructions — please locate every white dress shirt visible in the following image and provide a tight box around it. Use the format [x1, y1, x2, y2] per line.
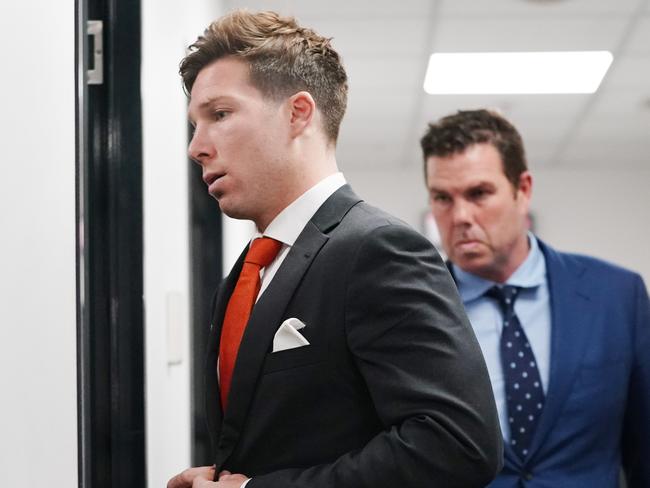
[452, 233, 551, 442]
[251, 172, 346, 299]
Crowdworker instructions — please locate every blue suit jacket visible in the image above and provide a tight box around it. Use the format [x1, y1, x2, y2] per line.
[488, 240, 650, 487]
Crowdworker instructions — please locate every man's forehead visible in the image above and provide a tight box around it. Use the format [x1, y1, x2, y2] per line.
[429, 147, 504, 176]
[190, 94, 226, 109]
[429, 177, 494, 191]
[428, 160, 500, 191]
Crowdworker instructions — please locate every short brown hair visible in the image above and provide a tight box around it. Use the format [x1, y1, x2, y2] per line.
[420, 109, 528, 188]
[180, 9, 348, 143]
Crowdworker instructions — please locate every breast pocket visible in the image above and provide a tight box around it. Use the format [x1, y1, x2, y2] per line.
[262, 344, 327, 374]
[565, 359, 628, 411]
[575, 357, 626, 388]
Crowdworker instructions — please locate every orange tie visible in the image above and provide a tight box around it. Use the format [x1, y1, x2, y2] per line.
[219, 237, 283, 409]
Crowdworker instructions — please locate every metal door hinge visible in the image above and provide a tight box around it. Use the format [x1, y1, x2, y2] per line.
[87, 20, 103, 85]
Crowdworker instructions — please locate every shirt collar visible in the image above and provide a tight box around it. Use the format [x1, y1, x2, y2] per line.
[453, 232, 546, 303]
[253, 172, 346, 247]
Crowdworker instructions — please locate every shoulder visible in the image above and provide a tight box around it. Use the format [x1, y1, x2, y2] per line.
[540, 239, 640, 278]
[339, 201, 425, 239]
[539, 238, 646, 297]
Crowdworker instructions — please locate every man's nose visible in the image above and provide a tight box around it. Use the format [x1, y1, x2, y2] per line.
[451, 200, 473, 226]
[188, 125, 213, 165]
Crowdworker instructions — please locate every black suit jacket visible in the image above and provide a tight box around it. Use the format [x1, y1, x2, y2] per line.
[204, 185, 503, 487]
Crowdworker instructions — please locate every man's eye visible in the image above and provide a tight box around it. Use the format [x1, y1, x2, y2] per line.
[433, 194, 451, 203]
[469, 189, 487, 200]
[214, 110, 228, 120]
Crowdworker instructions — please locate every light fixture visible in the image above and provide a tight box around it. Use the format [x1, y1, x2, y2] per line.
[423, 51, 613, 94]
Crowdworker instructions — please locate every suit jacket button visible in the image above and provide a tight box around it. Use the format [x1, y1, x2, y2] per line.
[523, 472, 533, 481]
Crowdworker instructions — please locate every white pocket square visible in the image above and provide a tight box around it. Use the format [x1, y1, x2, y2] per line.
[272, 318, 310, 352]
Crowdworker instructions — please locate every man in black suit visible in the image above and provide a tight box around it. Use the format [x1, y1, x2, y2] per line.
[168, 10, 502, 488]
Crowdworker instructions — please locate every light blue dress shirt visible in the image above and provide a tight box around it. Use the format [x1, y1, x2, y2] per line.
[452, 233, 551, 441]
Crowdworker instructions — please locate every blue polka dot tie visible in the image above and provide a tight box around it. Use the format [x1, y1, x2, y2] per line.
[487, 285, 545, 460]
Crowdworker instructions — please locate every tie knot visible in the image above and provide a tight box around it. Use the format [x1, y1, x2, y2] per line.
[486, 285, 521, 308]
[245, 237, 282, 268]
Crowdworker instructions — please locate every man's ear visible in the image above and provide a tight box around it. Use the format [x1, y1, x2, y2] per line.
[517, 171, 533, 199]
[516, 171, 533, 213]
[288, 91, 315, 138]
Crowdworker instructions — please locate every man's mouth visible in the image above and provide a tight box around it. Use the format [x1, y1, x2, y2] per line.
[202, 172, 224, 186]
[455, 239, 482, 252]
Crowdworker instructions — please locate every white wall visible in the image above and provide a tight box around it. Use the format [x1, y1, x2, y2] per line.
[344, 167, 650, 284]
[0, 0, 77, 485]
[532, 169, 650, 283]
[223, 217, 256, 274]
[141, 1, 223, 486]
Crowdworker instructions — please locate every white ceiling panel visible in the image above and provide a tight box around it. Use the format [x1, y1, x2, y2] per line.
[503, 96, 590, 131]
[591, 85, 650, 118]
[439, 0, 640, 17]
[303, 18, 432, 56]
[344, 55, 423, 89]
[418, 94, 528, 122]
[623, 16, 650, 55]
[567, 92, 650, 138]
[433, 17, 629, 52]
[226, 0, 432, 18]
[556, 90, 650, 168]
[605, 55, 650, 88]
[417, 94, 586, 128]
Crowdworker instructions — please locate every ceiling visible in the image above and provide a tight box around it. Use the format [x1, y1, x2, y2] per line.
[224, 0, 650, 172]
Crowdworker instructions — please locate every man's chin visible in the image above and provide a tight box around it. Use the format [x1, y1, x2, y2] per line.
[218, 201, 254, 223]
[452, 253, 490, 274]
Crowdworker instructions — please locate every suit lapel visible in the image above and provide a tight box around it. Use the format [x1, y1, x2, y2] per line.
[526, 241, 593, 461]
[215, 185, 363, 467]
[205, 247, 247, 449]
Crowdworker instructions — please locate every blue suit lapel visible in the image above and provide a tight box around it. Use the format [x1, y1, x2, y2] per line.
[526, 241, 593, 461]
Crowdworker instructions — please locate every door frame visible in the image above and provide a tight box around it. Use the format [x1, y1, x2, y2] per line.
[76, 0, 146, 486]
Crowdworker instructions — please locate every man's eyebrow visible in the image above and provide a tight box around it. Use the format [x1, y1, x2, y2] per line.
[429, 181, 494, 193]
[188, 95, 232, 121]
[466, 181, 495, 190]
[196, 95, 224, 109]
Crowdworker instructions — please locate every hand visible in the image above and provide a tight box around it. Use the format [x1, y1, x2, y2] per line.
[167, 466, 215, 488]
[188, 470, 249, 488]
[216, 470, 249, 487]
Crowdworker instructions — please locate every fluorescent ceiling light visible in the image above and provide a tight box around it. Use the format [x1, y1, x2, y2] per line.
[423, 51, 613, 94]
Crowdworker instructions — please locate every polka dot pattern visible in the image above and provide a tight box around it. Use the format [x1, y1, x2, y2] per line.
[487, 285, 545, 460]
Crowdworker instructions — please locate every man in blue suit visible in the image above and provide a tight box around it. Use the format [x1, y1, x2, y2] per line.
[421, 109, 650, 487]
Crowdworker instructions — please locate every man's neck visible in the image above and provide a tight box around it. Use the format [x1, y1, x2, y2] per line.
[255, 168, 340, 233]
